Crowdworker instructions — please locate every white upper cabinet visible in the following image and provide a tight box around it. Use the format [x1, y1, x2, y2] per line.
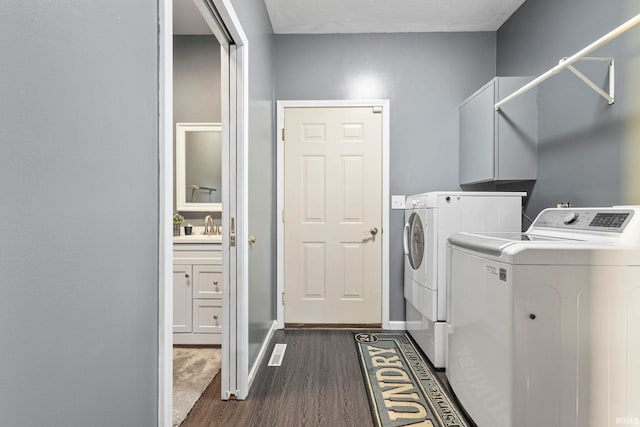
[459, 77, 538, 185]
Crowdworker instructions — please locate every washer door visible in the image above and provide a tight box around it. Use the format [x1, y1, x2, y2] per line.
[408, 212, 425, 270]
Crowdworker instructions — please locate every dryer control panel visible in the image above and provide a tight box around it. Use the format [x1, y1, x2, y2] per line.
[533, 208, 634, 233]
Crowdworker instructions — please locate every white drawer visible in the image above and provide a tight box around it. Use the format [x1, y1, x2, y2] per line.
[404, 279, 438, 321]
[192, 299, 222, 334]
[193, 265, 223, 299]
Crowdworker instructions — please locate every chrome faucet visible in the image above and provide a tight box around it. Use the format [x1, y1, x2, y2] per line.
[204, 215, 215, 235]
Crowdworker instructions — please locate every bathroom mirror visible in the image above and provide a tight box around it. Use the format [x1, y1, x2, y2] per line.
[176, 122, 222, 212]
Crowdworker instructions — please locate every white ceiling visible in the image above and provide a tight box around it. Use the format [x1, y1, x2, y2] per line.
[264, 0, 527, 34]
[174, 0, 527, 35]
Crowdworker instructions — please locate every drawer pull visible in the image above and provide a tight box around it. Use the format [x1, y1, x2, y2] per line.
[185, 273, 189, 278]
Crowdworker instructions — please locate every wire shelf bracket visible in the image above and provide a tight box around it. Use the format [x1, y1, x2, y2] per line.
[563, 56, 615, 105]
[495, 12, 640, 110]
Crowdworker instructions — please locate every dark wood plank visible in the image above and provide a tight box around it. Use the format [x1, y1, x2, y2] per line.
[180, 329, 374, 427]
[284, 323, 382, 329]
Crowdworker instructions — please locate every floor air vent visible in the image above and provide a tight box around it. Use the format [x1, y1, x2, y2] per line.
[268, 344, 287, 366]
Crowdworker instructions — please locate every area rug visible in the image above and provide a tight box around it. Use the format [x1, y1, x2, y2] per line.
[354, 332, 469, 427]
[173, 347, 221, 426]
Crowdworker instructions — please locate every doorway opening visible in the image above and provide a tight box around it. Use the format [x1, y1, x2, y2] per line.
[159, 0, 249, 425]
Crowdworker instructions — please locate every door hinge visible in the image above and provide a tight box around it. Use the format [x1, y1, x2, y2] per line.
[281, 128, 285, 141]
[230, 217, 236, 247]
[282, 209, 285, 223]
[282, 292, 285, 306]
[373, 106, 383, 114]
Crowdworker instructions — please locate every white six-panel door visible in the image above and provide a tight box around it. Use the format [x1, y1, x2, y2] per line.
[284, 106, 382, 324]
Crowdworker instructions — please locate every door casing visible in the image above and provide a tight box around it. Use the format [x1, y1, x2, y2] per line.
[276, 100, 391, 329]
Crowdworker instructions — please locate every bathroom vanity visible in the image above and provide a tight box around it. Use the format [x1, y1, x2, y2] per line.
[173, 234, 223, 345]
[173, 121, 224, 344]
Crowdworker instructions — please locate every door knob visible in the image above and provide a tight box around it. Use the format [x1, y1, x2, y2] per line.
[249, 235, 256, 246]
[369, 227, 379, 236]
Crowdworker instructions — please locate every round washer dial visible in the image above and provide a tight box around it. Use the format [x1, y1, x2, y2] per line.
[563, 212, 579, 225]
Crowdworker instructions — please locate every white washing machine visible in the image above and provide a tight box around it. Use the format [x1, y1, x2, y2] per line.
[446, 206, 640, 427]
[403, 191, 525, 368]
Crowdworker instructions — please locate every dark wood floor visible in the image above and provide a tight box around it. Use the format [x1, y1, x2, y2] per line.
[181, 329, 374, 427]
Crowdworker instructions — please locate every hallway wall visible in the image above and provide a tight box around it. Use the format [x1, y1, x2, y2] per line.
[230, 0, 277, 367]
[0, 1, 159, 425]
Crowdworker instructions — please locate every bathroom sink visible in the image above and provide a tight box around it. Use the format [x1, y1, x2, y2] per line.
[173, 234, 222, 243]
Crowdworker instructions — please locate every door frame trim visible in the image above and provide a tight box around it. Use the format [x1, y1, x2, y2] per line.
[158, 1, 173, 422]
[275, 100, 391, 329]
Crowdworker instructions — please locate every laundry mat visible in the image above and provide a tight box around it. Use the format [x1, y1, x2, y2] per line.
[354, 332, 468, 427]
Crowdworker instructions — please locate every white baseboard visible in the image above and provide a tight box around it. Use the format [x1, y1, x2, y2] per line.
[248, 320, 277, 389]
[385, 321, 407, 330]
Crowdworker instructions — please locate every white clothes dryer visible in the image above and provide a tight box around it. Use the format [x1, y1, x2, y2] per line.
[446, 206, 640, 427]
[403, 191, 525, 368]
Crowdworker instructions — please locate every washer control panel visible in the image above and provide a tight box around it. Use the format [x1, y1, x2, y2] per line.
[534, 209, 634, 233]
[589, 212, 630, 228]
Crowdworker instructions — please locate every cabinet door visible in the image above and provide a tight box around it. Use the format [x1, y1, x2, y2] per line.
[173, 265, 192, 333]
[193, 265, 223, 299]
[192, 299, 223, 334]
[496, 77, 538, 181]
[459, 80, 496, 184]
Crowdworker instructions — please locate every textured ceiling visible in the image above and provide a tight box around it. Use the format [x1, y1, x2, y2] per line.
[264, 0, 527, 34]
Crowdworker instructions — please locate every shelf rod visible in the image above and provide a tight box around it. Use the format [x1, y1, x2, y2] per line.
[495, 12, 640, 110]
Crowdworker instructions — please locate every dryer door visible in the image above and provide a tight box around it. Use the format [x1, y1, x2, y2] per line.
[408, 211, 425, 271]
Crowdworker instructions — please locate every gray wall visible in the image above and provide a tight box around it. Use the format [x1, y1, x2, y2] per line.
[230, 0, 277, 367]
[275, 33, 496, 321]
[173, 35, 222, 224]
[0, 1, 158, 426]
[174, 35, 221, 125]
[497, 0, 640, 216]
